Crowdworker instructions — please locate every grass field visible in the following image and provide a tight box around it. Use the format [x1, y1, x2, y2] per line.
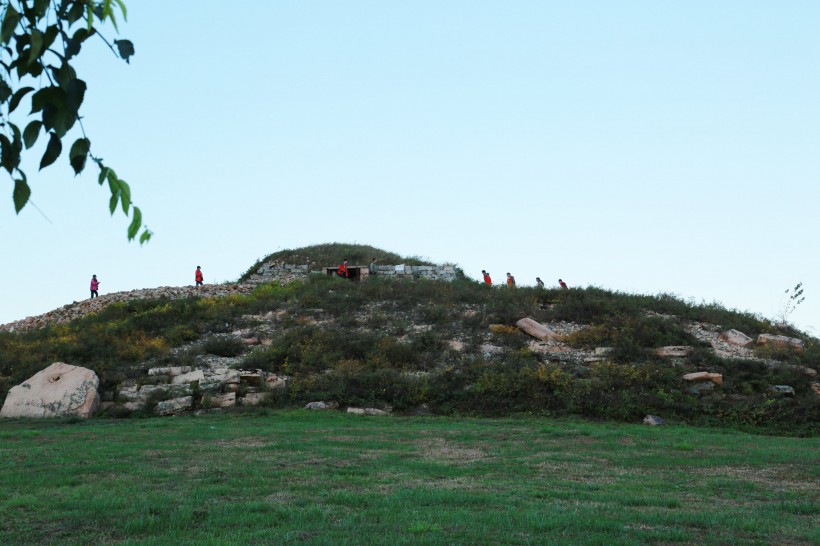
[0, 411, 817, 545]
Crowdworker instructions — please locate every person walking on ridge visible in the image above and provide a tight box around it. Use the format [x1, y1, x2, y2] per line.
[338, 258, 349, 278]
[506, 272, 516, 287]
[559, 278, 568, 289]
[90, 275, 100, 299]
[195, 266, 204, 287]
[536, 277, 545, 289]
[482, 270, 492, 285]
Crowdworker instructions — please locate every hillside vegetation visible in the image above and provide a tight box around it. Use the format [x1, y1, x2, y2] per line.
[1, 244, 817, 434]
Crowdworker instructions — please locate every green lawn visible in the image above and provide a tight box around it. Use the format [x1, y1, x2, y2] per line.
[0, 411, 817, 545]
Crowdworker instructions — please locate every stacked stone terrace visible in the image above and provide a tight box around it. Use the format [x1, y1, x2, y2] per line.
[245, 262, 458, 284]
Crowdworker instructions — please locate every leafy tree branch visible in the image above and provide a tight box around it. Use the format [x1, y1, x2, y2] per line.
[0, 0, 150, 243]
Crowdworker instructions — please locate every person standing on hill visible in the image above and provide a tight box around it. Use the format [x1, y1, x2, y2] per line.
[482, 270, 492, 285]
[536, 277, 545, 289]
[369, 258, 378, 276]
[90, 275, 100, 299]
[559, 278, 568, 289]
[338, 258, 349, 278]
[195, 266, 204, 287]
[506, 272, 516, 287]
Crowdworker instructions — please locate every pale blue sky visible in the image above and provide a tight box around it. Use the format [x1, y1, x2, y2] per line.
[2, 1, 818, 334]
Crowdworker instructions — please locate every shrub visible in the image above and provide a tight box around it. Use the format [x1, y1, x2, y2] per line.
[203, 337, 245, 358]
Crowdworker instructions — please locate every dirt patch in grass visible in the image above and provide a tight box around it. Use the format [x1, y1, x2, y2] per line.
[415, 438, 487, 463]
[212, 437, 269, 448]
[691, 465, 818, 493]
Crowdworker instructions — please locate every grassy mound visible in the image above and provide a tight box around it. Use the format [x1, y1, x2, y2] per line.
[1, 271, 817, 434]
[239, 242, 437, 281]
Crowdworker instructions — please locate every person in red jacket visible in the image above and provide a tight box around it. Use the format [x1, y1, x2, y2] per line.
[506, 272, 516, 287]
[482, 270, 492, 285]
[195, 266, 204, 287]
[337, 258, 349, 278]
[559, 278, 568, 289]
[90, 275, 100, 299]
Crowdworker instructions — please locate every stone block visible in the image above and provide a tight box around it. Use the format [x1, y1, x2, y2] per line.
[717, 329, 754, 348]
[757, 334, 805, 352]
[516, 318, 560, 341]
[643, 415, 665, 426]
[155, 396, 192, 416]
[347, 407, 389, 416]
[239, 392, 268, 406]
[148, 366, 192, 377]
[1, 362, 100, 419]
[172, 369, 205, 385]
[682, 371, 723, 385]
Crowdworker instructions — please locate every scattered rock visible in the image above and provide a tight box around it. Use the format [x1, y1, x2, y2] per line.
[265, 375, 289, 389]
[643, 415, 665, 426]
[239, 392, 268, 406]
[718, 329, 754, 348]
[207, 392, 236, 408]
[769, 385, 795, 397]
[594, 347, 613, 355]
[682, 371, 723, 386]
[148, 366, 192, 377]
[1, 362, 100, 419]
[347, 407, 389, 416]
[171, 370, 205, 385]
[155, 396, 193, 416]
[480, 344, 503, 356]
[757, 334, 805, 353]
[448, 340, 466, 352]
[515, 317, 560, 341]
[657, 346, 693, 358]
[239, 372, 264, 386]
[304, 401, 338, 410]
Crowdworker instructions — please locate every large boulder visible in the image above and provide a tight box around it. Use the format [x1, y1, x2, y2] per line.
[757, 334, 805, 353]
[657, 346, 693, 358]
[682, 371, 723, 386]
[718, 329, 754, 348]
[515, 318, 560, 341]
[1, 362, 100, 419]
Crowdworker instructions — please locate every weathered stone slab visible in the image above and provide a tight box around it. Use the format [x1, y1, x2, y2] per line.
[757, 334, 805, 352]
[207, 392, 236, 408]
[239, 392, 268, 406]
[239, 372, 264, 386]
[515, 318, 559, 341]
[155, 396, 192, 415]
[1, 362, 100, 419]
[657, 346, 693, 358]
[265, 375, 289, 389]
[347, 407, 389, 416]
[769, 385, 795, 397]
[148, 366, 192, 377]
[594, 347, 613, 355]
[172, 370, 205, 385]
[305, 401, 339, 410]
[208, 368, 240, 385]
[682, 371, 723, 385]
[718, 329, 754, 348]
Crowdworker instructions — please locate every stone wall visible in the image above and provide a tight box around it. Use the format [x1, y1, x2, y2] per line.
[246, 263, 458, 284]
[370, 264, 458, 281]
[245, 263, 310, 285]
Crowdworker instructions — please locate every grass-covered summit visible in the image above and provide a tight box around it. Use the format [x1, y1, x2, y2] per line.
[239, 242, 438, 281]
[1, 243, 817, 434]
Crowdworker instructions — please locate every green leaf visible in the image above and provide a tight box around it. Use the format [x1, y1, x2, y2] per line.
[1, 6, 21, 45]
[9, 86, 34, 113]
[98, 165, 110, 185]
[109, 191, 118, 215]
[69, 137, 90, 174]
[114, 40, 134, 63]
[33, 0, 51, 18]
[66, 1, 85, 26]
[114, 0, 128, 21]
[0, 134, 18, 173]
[13, 179, 31, 213]
[139, 229, 151, 244]
[28, 29, 43, 64]
[0, 79, 12, 102]
[39, 132, 62, 170]
[23, 120, 42, 149]
[119, 179, 131, 214]
[128, 206, 142, 240]
[86, 2, 94, 32]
